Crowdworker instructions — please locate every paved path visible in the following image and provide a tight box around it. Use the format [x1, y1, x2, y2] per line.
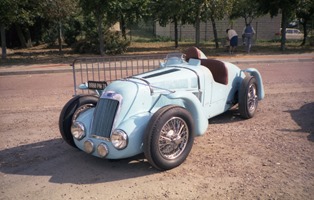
[0, 53, 313, 76]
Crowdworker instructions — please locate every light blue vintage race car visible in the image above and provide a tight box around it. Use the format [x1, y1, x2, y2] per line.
[59, 47, 264, 170]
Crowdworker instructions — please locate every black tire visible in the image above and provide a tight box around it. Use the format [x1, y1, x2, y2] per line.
[59, 95, 98, 147]
[239, 76, 258, 119]
[144, 105, 194, 170]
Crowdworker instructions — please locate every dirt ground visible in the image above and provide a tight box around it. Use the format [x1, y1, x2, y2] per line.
[0, 60, 313, 200]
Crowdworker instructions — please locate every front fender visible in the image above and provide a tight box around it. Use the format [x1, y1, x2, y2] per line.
[75, 109, 152, 159]
[115, 112, 152, 156]
[243, 68, 265, 100]
[164, 91, 208, 136]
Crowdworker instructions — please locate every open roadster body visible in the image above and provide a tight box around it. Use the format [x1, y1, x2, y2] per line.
[59, 47, 264, 170]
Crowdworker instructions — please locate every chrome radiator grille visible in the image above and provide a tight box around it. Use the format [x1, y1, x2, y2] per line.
[91, 98, 119, 138]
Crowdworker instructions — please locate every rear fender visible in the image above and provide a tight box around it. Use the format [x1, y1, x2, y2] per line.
[164, 91, 208, 136]
[243, 68, 265, 100]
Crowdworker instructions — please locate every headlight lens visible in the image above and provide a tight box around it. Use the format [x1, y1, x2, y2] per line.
[111, 129, 128, 150]
[84, 140, 94, 154]
[97, 143, 109, 158]
[71, 121, 85, 140]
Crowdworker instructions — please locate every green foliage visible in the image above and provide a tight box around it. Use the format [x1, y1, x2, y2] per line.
[71, 14, 130, 55]
[2, 0, 311, 54]
[257, 0, 300, 50]
[230, 0, 262, 24]
[63, 18, 82, 46]
[0, 0, 40, 25]
[42, 23, 59, 45]
[0, 0, 18, 25]
[296, 0, 314, 45]
[41, 0, 77, 21]
[72, 31, 130, 55]
[150, 0, 186, 26]
[150, 36, 172, 42]
[103, 30, 130, 54]
[257, 0, 298, 17]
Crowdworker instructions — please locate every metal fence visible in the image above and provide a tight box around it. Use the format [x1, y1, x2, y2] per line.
[71, 54, 166, 95]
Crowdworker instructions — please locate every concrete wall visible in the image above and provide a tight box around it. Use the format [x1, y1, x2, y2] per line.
[155, 14, 281, 41]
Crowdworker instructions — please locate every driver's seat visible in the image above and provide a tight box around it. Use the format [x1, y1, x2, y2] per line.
[200, 59, 228, 85]
[185, 47, 207, 61]
[185, 47, 228, 85]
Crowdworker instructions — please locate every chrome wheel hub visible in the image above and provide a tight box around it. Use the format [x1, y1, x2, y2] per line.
[158, 117, 189, 159]
[248, 84, 258, 112]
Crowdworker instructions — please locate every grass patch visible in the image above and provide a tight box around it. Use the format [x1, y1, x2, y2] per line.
[126, 40, 313, 56]
[1, 39, 313, 66]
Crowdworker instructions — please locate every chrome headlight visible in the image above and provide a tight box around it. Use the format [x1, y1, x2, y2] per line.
[71, 121, 85, 140]
[111, 129, 128, 150]
[97, 143, 109, 158]
[84, 140, 94, 154]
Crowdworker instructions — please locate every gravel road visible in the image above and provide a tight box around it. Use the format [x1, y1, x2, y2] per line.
[0, 61, 313, 200]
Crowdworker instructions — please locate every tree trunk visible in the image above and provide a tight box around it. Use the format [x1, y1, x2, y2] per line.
[58, 21, 62, 53]
[300, 19, 307, 46]
[174, 17, 178, 48]
[25, 28, 32, 48]
[97, 14, 104, 56]
[15, 24, 27, 48]
[120, 14, 127, 40]
[195, 16, 200, 47]
[280, 9, 287, 51]
[210, 15, 219, 49]
[1, 24, 7, 60]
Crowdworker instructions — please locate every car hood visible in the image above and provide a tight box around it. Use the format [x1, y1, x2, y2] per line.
[134, 66, 199, 92]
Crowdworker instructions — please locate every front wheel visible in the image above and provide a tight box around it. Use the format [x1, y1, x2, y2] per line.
[144, 105, 194, 170]
[239, 76, 258, 119]
[59, 95, 98, 147]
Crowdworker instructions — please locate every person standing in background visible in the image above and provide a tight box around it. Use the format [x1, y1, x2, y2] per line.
[226, 29, 238, 54]
[242, 23, 256, 53]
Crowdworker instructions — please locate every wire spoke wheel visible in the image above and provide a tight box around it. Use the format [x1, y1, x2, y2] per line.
[59, 95, 98, 148]
[158, 117, 189, 160]
[247, 84, 258, 112]
[144, 105, 194, 170]
[239, 76, 259, 119]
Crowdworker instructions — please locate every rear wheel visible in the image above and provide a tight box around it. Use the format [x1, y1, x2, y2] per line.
[239, 76, 258, 119]
[59, 95, 98, 147]
[144, 105, 194, 170]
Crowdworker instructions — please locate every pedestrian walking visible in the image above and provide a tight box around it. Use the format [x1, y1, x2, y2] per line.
[226, 29, 238, 54]
[242, 23, 256, 53]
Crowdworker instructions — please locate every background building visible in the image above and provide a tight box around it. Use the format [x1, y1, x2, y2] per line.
[155, 14, 281, 42]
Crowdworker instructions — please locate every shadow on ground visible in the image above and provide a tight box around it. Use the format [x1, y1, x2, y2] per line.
[283, 102, 314, 142]
[0, 107, 245, 184]
[0, 138, 157, 184]
[208, 107, 243, 124]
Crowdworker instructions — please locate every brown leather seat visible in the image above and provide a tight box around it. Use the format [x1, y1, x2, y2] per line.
[185, 47, 228, 85]
[185, 47, 202, 60]
[200, 59, 228, 85]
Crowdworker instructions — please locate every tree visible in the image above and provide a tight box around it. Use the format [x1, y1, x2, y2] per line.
[150, 0, 187, 48]
[206, 0, 234, 48]
[296, 0, 314, 46]
[108, 0, 150, 40]
[12, 0, 42, 48]
[0, 0, 18, 59]
[79, 0, 112, 55]
[181, 0, 233, 48]
[182, 0, 206, 47]
[41, 0, 78, 52]
[257, 0, 298, 51]
[230, 0, 262, 25]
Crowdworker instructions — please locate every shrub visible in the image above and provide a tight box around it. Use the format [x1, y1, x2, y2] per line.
[72, 30, 130, 55]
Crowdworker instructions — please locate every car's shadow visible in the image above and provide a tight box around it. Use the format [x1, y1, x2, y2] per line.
[0, 138, 157, 184]
[283, 102, 314, 142]
[208, 107, 243, 124]
[0, 107, 265, 184]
